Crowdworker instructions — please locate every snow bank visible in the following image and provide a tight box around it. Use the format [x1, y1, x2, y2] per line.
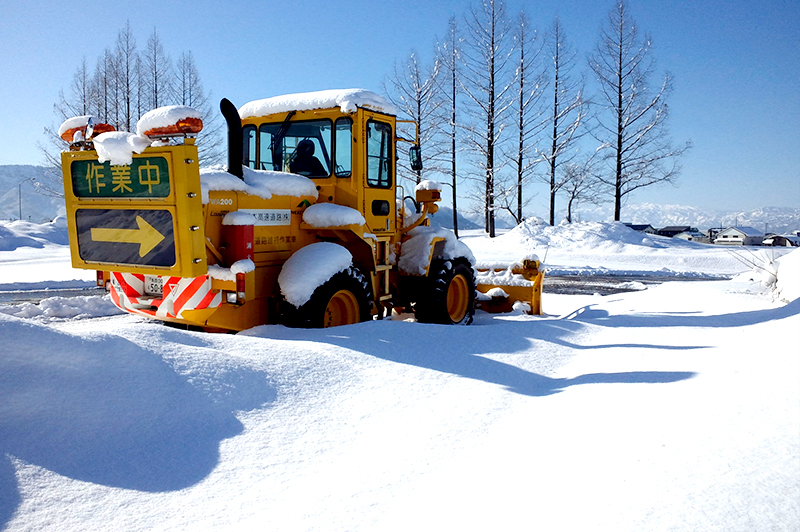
[461, 220, 790, 277]
[136, 106, 202, 136]
[399, 226, 475, 275]
[277, 242, 352, 307]
[0, 219, 69, 251]
[199, 165, 318, 204]
[239, 89, 398, 118]
[93, 131, 151, 166]
[776, 248, 800, 302]
[506, 219, 676, 251]
[302, 203, 365, 227]
[0, 295, 121, 320]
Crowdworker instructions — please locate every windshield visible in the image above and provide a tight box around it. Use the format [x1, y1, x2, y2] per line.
[243, 119, 332, 178]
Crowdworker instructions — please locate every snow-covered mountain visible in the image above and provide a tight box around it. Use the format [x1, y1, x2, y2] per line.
[568, 202, 800, 234]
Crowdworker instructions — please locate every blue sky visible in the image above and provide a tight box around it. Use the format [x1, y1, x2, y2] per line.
[0, 0, 797, 214]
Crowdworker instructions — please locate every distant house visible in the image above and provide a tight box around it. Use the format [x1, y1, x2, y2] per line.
[706, 228, 725, 242]
[714, 226, 764, 246]
[623, 223, 657, 234]
[674, 230, 709, 243]
[762, 234, 799, 247]
[656, 226, 695, 237]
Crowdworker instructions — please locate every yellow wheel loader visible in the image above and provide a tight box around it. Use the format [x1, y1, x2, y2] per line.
[60, 89, 543, 331]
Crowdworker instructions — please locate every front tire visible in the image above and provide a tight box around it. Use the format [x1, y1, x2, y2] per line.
[414, 259, 475, 325]
[283, 266, 372, 328]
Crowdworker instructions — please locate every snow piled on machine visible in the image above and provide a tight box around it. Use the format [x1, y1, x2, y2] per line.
[302, 203, 366, 227]
[208, 259, 256, 282]
[221, 211, 257, 226]
[76, 105, 202, 165]
[238, 88, 399, 118]
[199, 165, 318, 203]
[415, 180, 443, 192]
[399, 225, 475, 275]
[136, 105, 202, 136]
[57, 115, 93, 138]
[93, 131, 151, 166]
[277, 242, 353, 307]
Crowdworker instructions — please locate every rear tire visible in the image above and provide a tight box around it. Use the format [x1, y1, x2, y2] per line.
[414, 259, 475, 325]
[283, 266, 372, 328]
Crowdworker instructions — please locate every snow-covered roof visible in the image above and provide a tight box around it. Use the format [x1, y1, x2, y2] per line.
[763, 235, 800, 245]
[720, 226, 764, 237]
[238, 89, 398, 119]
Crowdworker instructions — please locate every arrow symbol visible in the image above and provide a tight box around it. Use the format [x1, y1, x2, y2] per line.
[91, 215, 166, 257]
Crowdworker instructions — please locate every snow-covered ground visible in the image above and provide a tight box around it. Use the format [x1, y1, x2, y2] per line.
[1, 219, 798, 531]
[0, 218, 94, 292]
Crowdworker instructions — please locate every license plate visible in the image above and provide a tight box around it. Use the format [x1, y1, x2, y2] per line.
[144, 275, 164, 296]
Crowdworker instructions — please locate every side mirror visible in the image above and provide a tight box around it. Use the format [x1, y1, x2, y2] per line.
[409, 145, 423, 172]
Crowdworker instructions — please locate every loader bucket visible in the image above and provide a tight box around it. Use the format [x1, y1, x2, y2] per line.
[475, 258, 544, 315]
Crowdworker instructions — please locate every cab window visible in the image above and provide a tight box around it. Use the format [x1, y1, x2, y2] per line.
[366, 120, 392, 188]
[251, 119, 333, 177]
[243, 125, 257, 169]
[334, 118, 352, 178]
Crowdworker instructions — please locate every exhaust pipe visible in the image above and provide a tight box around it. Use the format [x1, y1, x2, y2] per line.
[220, 98, 243, 179]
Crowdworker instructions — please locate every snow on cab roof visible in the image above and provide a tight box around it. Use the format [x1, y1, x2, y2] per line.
[238, 89, 398, 119]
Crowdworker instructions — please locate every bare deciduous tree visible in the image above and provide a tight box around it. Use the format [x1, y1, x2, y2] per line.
[114, 22, 138, 132]
[174, 51, 224, 165]
[383, 50, 443, 187]
[142, 28, 172, 112]
[588, 1, 690, 221]
[542, 17, 588, 225]
[435, 17, 463, 236]
[461, 0, 515, 237]
[504, 10, 546, 225]
[562, 152, 602, 223]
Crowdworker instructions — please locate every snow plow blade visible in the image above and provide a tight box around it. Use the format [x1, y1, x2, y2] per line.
[475, 258, 544, 315]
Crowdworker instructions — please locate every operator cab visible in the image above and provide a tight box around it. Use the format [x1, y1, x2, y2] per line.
[236, 89, 403, 235]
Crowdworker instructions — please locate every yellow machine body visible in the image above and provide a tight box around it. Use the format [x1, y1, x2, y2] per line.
[61, 92, 543, 331]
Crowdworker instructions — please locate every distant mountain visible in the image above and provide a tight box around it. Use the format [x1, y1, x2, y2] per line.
[0, 165, 64, 222]
[426, 206, 482, 231]
[565, 202, 800, 234]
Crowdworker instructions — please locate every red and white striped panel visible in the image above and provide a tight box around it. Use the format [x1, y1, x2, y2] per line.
[109, 272, 222, 320]
[109, 272, 150, 316]
[157, 276, 222, 319]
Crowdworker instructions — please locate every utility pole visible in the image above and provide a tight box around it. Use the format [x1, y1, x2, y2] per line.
[18, 178, 35, 221]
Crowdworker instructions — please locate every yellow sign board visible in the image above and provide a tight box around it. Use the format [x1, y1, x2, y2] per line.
[61, 143, 207, 277]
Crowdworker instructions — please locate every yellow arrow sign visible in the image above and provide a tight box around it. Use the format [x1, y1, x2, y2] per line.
[91, 215, 166, 257]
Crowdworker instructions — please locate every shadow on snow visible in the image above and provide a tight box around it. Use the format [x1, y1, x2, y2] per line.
[563, 296, 800, 329]
[0, 315, 275, 528]
[258, 313, 700, 398]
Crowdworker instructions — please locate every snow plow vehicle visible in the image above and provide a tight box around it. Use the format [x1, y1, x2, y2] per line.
[60, 89, 543, 331]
